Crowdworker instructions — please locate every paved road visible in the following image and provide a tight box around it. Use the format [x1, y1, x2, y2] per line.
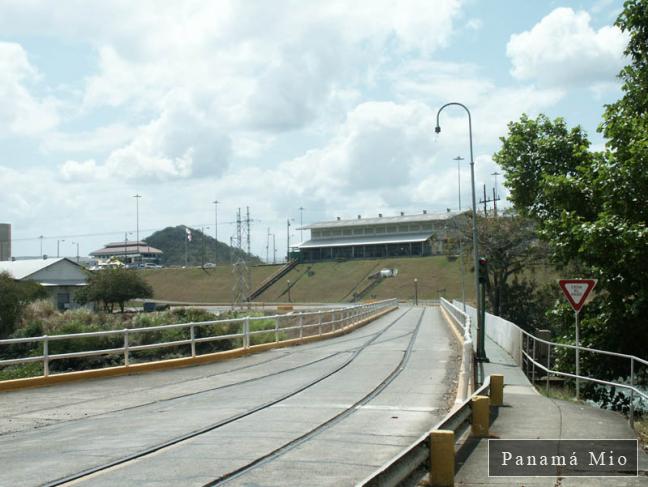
[0, 305, 459, 486]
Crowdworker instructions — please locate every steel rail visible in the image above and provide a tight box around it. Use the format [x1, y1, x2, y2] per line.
[40, 306, 408, 487]
[206, 308, 428, 486]
[358, 378, 492, 487]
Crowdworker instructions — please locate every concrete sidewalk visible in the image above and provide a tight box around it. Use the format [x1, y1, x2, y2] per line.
[455, 337, 648, 486]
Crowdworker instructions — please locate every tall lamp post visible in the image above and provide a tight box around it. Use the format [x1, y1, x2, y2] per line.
[213, 200, 219, 263]
[57, 239, 65, 258]
[133, 194, 142, 264]
[71, 241, 80, 263]
[436, 102, 487, 362]
[454, 155, 467, 312]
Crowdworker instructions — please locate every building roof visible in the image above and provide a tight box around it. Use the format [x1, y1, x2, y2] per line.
[298, 232, 434, 249]
[0, 258, 78, 280]
[302, 211, 465, 230]
[90, 242, 163, 257]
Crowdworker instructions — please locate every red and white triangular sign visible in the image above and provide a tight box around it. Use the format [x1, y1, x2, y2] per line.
[559, 279, 597, 312]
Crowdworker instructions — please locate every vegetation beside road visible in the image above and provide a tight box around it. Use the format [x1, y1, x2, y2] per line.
[0, 301, 281, 380]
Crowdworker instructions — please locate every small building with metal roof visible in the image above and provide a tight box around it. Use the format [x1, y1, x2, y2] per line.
[296, 211, 467, 262]
[90, 241, 163, 266]
[0, 258, 88, 310]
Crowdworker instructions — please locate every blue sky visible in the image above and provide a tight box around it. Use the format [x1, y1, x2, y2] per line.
[0, 0, 627, 260]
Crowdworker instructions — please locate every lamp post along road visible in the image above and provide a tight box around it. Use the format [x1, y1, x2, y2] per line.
[436, 102, 486, 362]
[133, 194, 142, 264]
[213, 200, 219, 263]
[454, 155, 467, 313]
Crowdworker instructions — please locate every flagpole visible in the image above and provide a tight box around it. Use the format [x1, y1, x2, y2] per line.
[185, 228, 188, 268]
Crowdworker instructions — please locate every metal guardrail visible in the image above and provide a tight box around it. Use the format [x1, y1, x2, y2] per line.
[521, 328, 648, 422]
[359, 377, 492, 487]
[0, 299, 398, 378]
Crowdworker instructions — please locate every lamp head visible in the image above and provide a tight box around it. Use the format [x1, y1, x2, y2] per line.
[434, 125, 441, 134]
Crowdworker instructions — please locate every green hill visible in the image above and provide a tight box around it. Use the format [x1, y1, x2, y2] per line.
[144, 226, 261, 267]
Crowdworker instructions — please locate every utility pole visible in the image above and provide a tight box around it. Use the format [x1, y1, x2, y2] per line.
[491, 172, 501, 217]
[272, 233, 276, 264]
[286, 218, 291, 263]
[299, 206, 304, 243]
[213, 200, 219, 263]
[479, 183, 500, 218]
[266, 227, 270, 263]
[133, 194, 142, 263]
[57, 239, 65, 258]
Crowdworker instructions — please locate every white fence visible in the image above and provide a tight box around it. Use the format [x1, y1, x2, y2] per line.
[0, 299, 397, 379]
[440, 298, 473, 402]
[453, 301, 647, 421]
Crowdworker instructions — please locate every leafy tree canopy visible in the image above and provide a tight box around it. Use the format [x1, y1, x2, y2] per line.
[493, 0, 648, 361]
[0, 272, 47, 338]
[76, 269, 153, 313]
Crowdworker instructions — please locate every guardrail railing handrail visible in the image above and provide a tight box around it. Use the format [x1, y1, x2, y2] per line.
[439, 298, 474, 403]
[0, 299, 398, 379]
[358, 376, 493, 486]
[519, 327, 648, 367]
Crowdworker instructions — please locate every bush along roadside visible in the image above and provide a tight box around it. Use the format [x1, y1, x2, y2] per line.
[0, 301, 285, 380]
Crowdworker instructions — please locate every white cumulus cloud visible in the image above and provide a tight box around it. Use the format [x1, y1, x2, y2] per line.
[507, 7, 627, 87]
[0, 42, 59, 136]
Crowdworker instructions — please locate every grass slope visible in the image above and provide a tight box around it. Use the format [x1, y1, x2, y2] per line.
[141, 256, 478, 304]
[140, 265, 280, 303]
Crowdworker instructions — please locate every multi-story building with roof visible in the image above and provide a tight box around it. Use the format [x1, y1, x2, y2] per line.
[296, 211, 466, 262]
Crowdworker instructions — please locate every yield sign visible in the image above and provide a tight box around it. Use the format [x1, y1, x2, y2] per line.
[559, 279, 597, 312]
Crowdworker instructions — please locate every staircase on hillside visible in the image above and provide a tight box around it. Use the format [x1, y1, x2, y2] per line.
[247, 260, 298, 301]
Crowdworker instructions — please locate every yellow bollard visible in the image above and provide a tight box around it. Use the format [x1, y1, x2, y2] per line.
[490, 374, 504, 406]
[429, 430, 455, 487]
[471, 395, 490, 438]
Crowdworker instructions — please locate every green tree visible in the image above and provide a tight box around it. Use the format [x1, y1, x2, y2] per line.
[493, 1, 648, 366]
[473, 212, 548, 318]
[77, 269, 153, 313]
[0, 272, 47, 338]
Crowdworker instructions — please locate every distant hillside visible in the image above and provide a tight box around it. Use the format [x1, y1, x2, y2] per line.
[144, 226, 261, 266]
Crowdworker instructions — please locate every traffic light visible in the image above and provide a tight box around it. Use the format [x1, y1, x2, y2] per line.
[478, 257, 488, 284]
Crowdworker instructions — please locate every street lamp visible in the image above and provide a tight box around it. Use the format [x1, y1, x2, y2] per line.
[71, 241, 80, 263]
[57, 239, 65, 258]
[454, 155, 467, 313]
[436, 102, 486, 362]
[133, 194, 142, 264]
[213, 200, 219, 262]
[414, 278, 418, 306]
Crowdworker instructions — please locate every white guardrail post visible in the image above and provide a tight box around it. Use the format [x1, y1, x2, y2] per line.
[243, 317, 250, 349]
[190, 324, 196, 358]
[123, 328, 129, 366]
[299, 313, 304, 339]
[43, 335, 49, 377]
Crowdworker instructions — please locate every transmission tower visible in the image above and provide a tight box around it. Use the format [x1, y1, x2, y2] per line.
[232, 208, 250, 308]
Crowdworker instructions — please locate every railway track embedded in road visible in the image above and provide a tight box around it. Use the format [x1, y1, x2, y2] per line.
[42, 307, 412, 487]
[205, 308, 426, 486]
